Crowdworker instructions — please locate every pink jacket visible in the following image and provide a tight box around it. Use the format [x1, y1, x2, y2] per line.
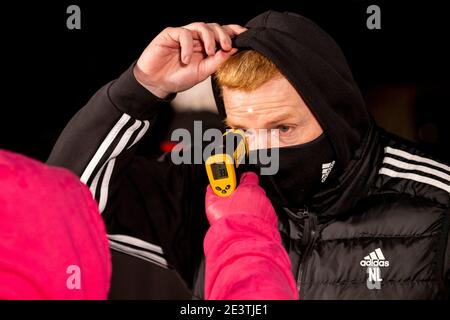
[204, 172, 298, 300]
[0, 150, 111, 299]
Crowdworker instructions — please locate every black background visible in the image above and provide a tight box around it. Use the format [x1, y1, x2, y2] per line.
[1, 0, 450, 162]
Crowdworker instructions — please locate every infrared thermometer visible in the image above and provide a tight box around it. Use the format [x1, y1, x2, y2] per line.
[205, 129, 248, 197]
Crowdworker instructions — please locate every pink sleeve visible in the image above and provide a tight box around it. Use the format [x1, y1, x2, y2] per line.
[0, 150, 111, 299]
[203, 214, 298, 300]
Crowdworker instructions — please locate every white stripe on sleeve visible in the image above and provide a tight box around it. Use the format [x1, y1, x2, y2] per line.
[385, 147, 450, 173]
[81, 113, 131, 184]
[379, 168, 450, 193]
[383, 157, 450, 182]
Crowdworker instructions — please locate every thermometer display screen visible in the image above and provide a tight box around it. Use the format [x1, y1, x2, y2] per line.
[211, 163, 228, 180]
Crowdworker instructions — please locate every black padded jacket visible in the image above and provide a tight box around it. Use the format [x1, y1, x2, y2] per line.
[48, 11, 450, 299]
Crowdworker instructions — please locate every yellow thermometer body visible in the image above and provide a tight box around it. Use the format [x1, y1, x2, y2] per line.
[205, 129, 248, 197]
[205, 154, 237, 196]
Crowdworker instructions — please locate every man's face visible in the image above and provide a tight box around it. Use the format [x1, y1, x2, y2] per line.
[222, 75, 323, 149]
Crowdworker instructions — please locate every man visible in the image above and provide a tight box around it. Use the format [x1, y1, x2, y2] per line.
[48, 11, 450, 299]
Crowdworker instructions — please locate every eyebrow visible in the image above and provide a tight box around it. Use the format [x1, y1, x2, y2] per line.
[225, 112, 298, 129]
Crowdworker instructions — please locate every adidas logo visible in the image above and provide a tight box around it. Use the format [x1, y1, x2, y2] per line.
[360, 248, 389, 267]
[321, 161, 335, 182]
[360, 248, 389, 290]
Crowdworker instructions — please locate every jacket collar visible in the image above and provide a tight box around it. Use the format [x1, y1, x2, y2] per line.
[282, 122, 383, 219]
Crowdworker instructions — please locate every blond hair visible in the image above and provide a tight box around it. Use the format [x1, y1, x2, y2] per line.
[215, 50, 280, 91]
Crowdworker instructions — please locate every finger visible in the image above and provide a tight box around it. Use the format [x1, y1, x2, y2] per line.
[239, 172, 259, 186]
[207, 23, 232, 51]
[223, 24, 248, 37]
[205, 184, 214, 198]
[177, 28, 194, 64]
[184, 22, 216, 56]
[192, 39, 204, 53]
[198, 48, 238, 78]
[165, 27, 194, 64]
[205, 184, 220, 207]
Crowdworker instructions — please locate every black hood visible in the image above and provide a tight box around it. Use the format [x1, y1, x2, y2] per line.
[212, 10, 372, 173]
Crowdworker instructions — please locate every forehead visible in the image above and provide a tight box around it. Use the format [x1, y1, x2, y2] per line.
[222, 76, 310, 127]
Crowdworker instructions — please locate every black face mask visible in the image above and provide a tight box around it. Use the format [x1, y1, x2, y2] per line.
[246, 134, 337, 209]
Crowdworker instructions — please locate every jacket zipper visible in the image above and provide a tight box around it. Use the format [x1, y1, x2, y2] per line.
[296, 210, 318, 298]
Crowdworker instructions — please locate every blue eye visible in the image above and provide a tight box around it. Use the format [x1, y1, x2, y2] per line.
[278, 125, 291, 133]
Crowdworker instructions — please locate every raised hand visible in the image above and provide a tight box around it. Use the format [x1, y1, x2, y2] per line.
[134, 22, 247, 98]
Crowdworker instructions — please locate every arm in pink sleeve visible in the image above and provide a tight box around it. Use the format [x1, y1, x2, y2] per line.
[204, 214, 298, 300]
[0, 150, 111, 299]
[203, 172, 298, 300]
